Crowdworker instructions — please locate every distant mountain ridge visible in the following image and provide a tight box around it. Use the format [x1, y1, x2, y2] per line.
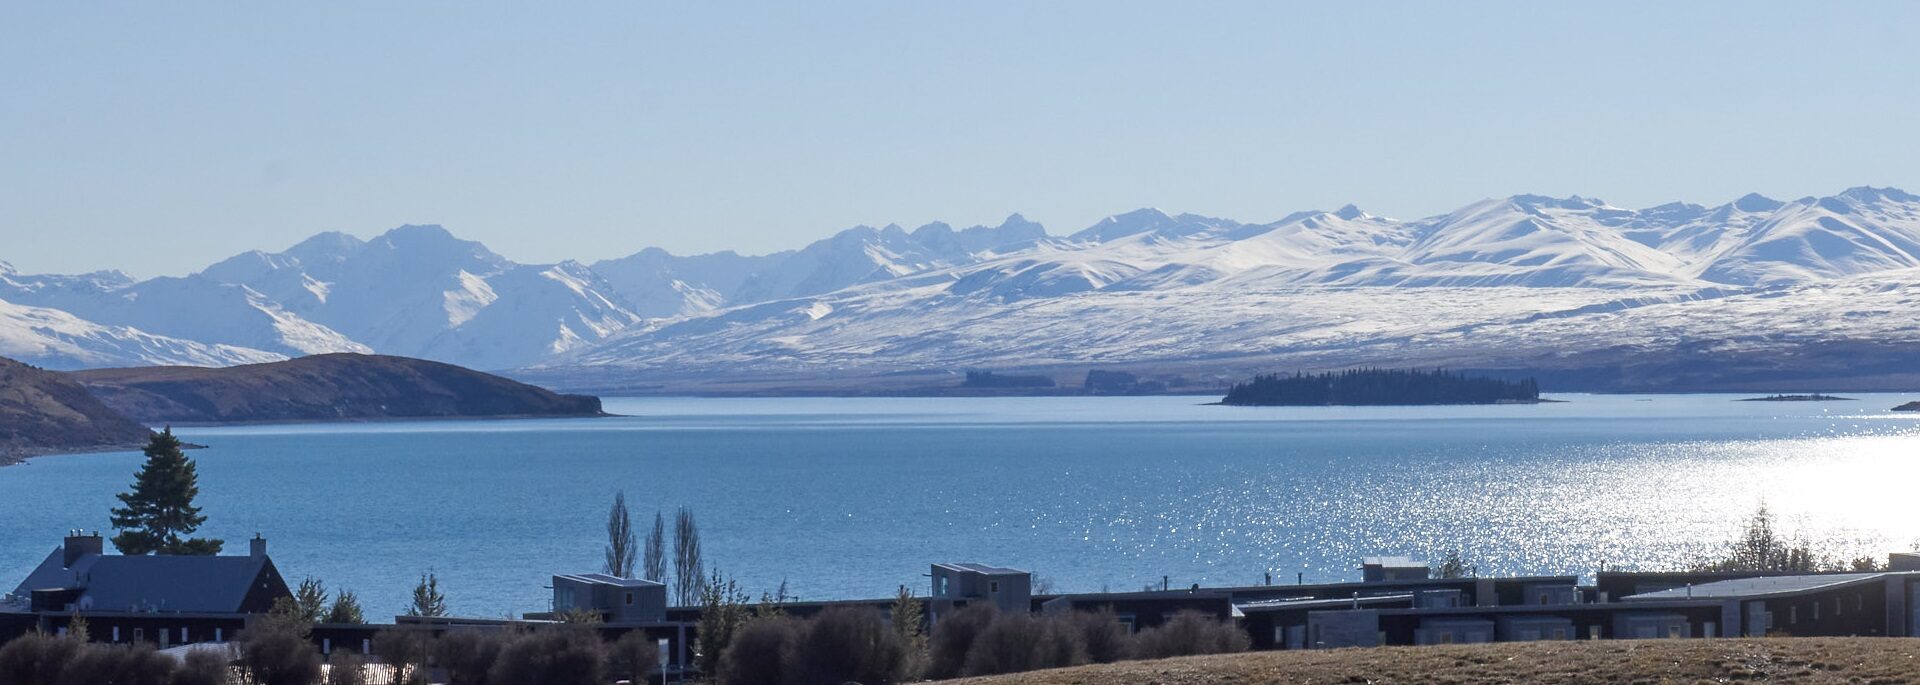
[7, 187, 1920, 392]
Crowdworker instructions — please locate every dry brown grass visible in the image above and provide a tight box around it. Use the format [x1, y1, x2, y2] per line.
[942, 638, 1920, 685]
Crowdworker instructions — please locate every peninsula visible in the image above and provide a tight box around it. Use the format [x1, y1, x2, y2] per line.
[0, 356, 153, 463]
[73, 353, 606, 425]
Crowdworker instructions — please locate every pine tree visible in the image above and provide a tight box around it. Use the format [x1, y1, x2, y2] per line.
[294, 577, 329, 624]
[325, 590, 366, 624]
[408, 572, 448, 617]
[109, 428, 223, 555]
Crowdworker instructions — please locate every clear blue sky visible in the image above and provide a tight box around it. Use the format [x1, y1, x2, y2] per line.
[3, 1, 1916, 276]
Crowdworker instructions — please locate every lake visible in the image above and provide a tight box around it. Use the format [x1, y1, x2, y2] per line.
[3, 394, 1917, 620]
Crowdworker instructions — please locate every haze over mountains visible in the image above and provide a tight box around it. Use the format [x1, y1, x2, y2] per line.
[6, 187, 1920, 391]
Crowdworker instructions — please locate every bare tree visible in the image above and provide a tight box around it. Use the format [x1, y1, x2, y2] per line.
[673, 507, 704, 607]
[604, 491, 637, 578]
[644, 511, 667, 583]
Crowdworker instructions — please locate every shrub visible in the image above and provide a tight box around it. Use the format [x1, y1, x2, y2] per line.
[55, 643, 175, 685]
[785, 607, 911, 685]
[240, 620, 323, 685]
[323, 651, 367, 685]
[172, 648, 234, 685]
[961, 614, 1087, 677]
[611, 630, 663, 683]
[716, 618, 799, 685]
[0, 632, 83, 685]
[924, 603, 996, 680]
[434, 631, 506, 685]
[1128, 611, 1248, 660]
[485, 628, 608, 685]
[371, 630, 430, 685]
[1064, 609, 1131, 664]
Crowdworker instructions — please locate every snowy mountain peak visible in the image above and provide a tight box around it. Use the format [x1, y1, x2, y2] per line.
[1836, 186, 1917, 204]
[1732, 192, 1784, 213]
[1333, 204, 1367, 220]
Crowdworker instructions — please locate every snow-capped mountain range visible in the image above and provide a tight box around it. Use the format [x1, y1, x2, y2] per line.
[6, 187, 1920, 391]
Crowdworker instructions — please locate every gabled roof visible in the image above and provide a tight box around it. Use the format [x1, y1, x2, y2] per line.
[10, 548, 279, 614]
[934, 563, 1027, 576]
[554, 573, 665, 588]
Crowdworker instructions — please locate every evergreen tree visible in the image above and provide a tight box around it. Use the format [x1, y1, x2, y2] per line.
[408, 572, 448, 617]
[109, 428, 223, 555]
[294, 577, 328, 624]
[325, 590, 366, 624]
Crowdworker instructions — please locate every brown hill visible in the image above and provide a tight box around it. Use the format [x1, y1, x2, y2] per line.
[1, 356, 152, 463]
[73, 353, 605, 424]
[949, 638, 1920, 685]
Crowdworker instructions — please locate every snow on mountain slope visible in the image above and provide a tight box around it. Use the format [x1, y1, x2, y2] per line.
[589, 248, 767, 318]
[0, 268, 365, 357]
[1388, 195, 1694, 287]
[414, 261, 642, 370]
[1697, 187, 1920, 285]
[0, 297, 284, 370]
[590, 214, 1046, 316]
[194, 224, 642, 368]
[552, 188, 1920, 383]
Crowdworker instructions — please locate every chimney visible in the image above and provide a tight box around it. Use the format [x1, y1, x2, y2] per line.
[64, 531, 103, 568]
[250, 534, 267, 560]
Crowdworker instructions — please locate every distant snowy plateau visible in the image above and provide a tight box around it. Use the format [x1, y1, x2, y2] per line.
[8, 187, 1920, 392]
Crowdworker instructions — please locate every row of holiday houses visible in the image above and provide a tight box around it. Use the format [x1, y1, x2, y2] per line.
[6, 531, 1920, 676]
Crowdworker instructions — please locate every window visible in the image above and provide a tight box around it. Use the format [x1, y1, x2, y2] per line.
[1551, 627, 1568, 640]
[133, 628, 144, 642]
[214, 628, 223, 643]
[1790, 606, 1798, 624]
[1437, 631, 1454, 644]
[1813, 601, 1821, 620]
[112, 626, 121, 641]
[1666, 625, 1683, 639]
[625, 592, 635, 606]
[179, 627, 188, 644]
[990, 581, 1000, 593]
[1538, 593, 1549, 605]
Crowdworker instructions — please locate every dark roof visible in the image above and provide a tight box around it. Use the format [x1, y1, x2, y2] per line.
[10, 548, 278, 614]
[555, 573, 665, 589]
[934, 563, 1027, 576]
[1235, 594, 1414, 613]
[1623, 573, 1894, 601]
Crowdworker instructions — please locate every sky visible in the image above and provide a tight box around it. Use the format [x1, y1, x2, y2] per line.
[2, 1, 1917, 277]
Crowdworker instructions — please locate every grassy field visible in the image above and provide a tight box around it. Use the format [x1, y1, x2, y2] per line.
[945, 638, 1920, 685]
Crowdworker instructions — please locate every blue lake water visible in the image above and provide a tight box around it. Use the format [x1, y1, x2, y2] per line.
[3, 394, 1918, 620]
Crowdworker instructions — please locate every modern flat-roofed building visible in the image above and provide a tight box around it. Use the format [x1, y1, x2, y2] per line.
[550, 573, 667, 623]
[930, 563, 1031, 620]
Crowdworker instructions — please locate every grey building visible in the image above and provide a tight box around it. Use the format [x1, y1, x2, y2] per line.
[1361, 556, 1430, 583]
[550, 573, 667, 623]
[930, 563, 1031, 619]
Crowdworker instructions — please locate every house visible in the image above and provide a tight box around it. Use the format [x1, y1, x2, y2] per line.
[549, 573, 667, 623]
[1, 532, 291, 646]
[929, 563, 1031, 619]
[1621, 571, 1917, 638]
[1361, 557, 1430, 583]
